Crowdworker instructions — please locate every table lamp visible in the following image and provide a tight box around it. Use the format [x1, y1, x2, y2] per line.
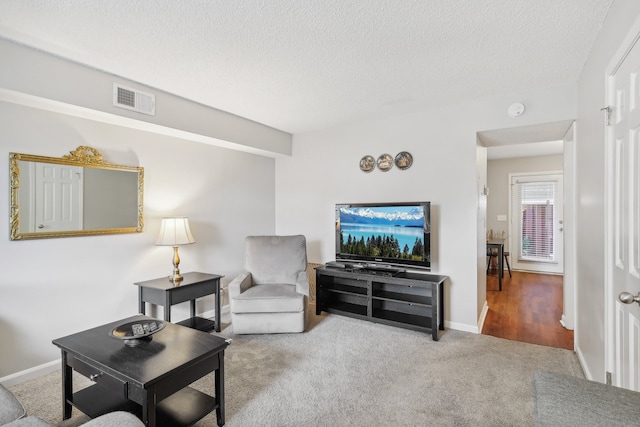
[156, 217, 195, 283]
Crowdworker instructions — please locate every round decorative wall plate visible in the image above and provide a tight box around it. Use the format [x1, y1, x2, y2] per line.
[377, 154, 394, 171]
[394, 151, 413, 170]
[359, 155, 375, 172]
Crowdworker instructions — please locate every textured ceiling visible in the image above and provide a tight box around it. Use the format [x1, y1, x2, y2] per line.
[0, 0, 612, 135]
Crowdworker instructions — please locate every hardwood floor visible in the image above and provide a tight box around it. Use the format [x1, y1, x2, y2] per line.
[482, 270, 574, 350]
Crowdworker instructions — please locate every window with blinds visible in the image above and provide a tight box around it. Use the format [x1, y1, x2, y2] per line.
[512, 178, 558, 263]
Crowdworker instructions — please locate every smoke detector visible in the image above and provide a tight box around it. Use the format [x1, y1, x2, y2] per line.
[507, 102, 525, 118]
[113, 84, 155, 116]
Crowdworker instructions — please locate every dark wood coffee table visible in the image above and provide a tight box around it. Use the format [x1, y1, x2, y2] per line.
[52, 315, 230, 426]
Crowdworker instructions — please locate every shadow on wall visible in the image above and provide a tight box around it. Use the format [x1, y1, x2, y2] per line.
[306, 239, 324, 264]
[0, 317, 23, 378]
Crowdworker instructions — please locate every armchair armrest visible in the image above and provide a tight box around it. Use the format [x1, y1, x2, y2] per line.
[295, 270, 310, 296]
[82, 411, 145, 427]
[229, 272, 252, 299]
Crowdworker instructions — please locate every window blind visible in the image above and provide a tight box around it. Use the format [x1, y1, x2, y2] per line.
[513, 179, 558, 263]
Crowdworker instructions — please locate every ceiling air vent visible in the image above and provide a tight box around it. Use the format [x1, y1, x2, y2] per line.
[113, 84, 155, 116]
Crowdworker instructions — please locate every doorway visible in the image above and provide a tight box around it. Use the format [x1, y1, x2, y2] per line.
[478, 120, 575, 348]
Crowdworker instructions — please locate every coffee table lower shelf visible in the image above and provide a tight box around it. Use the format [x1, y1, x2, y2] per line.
[71, 384, 217, 427]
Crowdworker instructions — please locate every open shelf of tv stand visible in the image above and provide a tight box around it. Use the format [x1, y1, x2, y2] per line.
[315, 266, 447, 340]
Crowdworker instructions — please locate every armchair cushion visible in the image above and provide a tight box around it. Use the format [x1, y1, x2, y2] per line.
[232, 284, 304, 313]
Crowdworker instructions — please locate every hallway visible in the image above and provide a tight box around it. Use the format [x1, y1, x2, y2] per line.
[482, 271, 574, 350]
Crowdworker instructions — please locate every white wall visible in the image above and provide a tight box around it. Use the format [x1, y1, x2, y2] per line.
[0, 99, 277, 377]
[276, 85, 577, 332]
[574, 0, 640, 382]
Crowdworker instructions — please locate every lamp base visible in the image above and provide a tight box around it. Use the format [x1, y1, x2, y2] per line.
[169, 273, 184, 284]
[169, 245, 183, 285]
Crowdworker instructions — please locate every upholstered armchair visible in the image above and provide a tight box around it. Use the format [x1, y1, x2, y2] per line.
[229, 235, 309, 334]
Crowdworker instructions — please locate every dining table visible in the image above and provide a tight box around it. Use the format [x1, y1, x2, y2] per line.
[487, 238, 505, 291]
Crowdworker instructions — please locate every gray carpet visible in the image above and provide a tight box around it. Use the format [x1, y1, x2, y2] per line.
[10, 312, 583, 426]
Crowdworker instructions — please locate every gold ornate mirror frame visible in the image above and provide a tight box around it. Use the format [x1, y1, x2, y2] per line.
[10, 146, 144, 240]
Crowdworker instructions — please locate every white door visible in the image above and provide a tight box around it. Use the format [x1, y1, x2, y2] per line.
[607, 28, 640, 390]
[509, 172, 564, 274]
[34, 163, 83, 232]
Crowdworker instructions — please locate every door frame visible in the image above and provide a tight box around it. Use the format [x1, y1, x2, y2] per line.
[562, 122, 576, 331]
[481, 122, 576, 336]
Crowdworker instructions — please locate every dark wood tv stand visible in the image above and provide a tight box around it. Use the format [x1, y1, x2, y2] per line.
[315, 265, 446, 340]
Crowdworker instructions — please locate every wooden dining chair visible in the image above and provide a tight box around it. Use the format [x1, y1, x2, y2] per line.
[487, 248, 512, 277]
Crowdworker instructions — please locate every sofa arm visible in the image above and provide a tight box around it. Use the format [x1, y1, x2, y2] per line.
[82, 412, 145, 427]
[0, 383, 26, 425]
[4, 416, 51, 426]
[532, 370, 640, 426]
[295, 270, 310, 296]
[229, 272, 252, 300]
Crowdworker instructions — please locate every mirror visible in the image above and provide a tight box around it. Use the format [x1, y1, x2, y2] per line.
[10, 146, 144, 240]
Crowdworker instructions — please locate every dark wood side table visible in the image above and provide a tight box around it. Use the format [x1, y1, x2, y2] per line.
[52, 315, 230, 427]
[134, 272, 223, 332]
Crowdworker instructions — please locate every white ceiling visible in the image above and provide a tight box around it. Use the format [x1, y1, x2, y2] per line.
[0, 0, 612, 137]
[480, 119, 572, 159]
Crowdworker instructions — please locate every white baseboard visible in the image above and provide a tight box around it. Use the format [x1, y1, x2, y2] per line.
[559, 314, 574, 331]
[200, 304, 230, 320]
[0, 360, 59, 387]
[445, 301, 487, 334]
[477, 300, 489, 333]
[575, 344, 591, 380]
[446, 320, 480, 334]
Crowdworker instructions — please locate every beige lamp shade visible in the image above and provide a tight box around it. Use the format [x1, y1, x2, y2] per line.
[156, 217, 195, 246]
[156, 217, 195, 283]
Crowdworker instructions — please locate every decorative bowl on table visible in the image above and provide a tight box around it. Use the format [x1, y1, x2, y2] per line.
[109, 320, 165, 347]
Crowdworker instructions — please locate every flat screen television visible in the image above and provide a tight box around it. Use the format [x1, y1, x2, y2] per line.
[335, 201, 431, 271]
